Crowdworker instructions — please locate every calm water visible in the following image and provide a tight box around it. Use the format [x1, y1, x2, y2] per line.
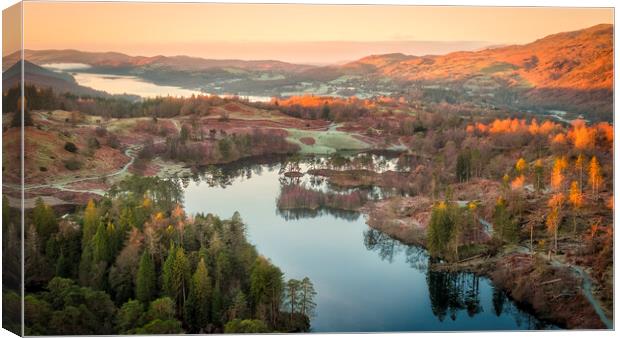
[182, 159, 554, 332]
[43, 63, 272, 101]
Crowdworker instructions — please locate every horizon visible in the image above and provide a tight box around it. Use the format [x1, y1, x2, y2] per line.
[13, 3, 614, 64]
[8, 22, 612, 67]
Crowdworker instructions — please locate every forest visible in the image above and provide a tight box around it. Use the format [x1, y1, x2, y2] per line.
[4, 175, 315, 335]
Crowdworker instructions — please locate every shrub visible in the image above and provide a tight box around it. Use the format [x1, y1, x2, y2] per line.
[63, 159, 83, 171]
[64, 142, 78, 153]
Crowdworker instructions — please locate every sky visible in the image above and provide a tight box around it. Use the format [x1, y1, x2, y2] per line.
[10, 2, 615, 64]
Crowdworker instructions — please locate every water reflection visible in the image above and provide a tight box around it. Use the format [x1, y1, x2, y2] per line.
[181, 153, 556, 331]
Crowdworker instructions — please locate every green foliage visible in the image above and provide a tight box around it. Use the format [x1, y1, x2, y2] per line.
[116, 300, 144, 333]
[185, 257, 212, 332]
[224, 319, 269, 333]
[250, 256, 284, 326]
[23, 176, 309, 334]
[82, 199, 100, 247]
[35, 277, 117, 335]
[493, 198, 519, 243]
[136, 250, 157, 304]
[134, 319, 183, 334]
[64, 141, 78, 153]
[427, 202, 456, 257]
[32, 198, 58, 244]
[456, 150, 472, 182]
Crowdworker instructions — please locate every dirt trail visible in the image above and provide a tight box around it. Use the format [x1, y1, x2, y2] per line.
[548, 258, 613, 329]
[5, 145, 141, 208]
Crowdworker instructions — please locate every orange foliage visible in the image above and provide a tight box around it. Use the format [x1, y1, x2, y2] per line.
[515, 158, 527, 173]
[567, 119, 596, 151]
[546, 192, 565, 250]
[551, 133, 567, 145]
[589, 156, 602, 195]
[596, 122, 613, 148]
[467, 118, 560, 136]
[568, 181, 584, 209]
[274, 95, 371, 108]
[551, 157, 568, 191]
[510, 175, 525, 190]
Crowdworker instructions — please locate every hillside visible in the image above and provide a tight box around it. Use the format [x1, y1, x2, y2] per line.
[340, 24, 612, 90]
[3, 49, 314, 73]
[2, 60, 111, 97]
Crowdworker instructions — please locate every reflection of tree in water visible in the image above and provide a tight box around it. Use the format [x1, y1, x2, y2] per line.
[363, 229, 428, 269]
[276, 207, 360, 222]
[189, 155, 287, 188]
[426, 268, 554, 329]
[427, 269, 482, 321]
[362, 229, 554, 329]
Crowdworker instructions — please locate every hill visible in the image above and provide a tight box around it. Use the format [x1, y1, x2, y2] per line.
[2, 60, 111, 97]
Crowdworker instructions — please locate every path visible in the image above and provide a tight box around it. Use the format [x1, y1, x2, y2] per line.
[5, 145, 141, 205]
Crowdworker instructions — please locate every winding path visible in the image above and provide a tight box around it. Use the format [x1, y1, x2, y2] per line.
[6, 145, 141, 200]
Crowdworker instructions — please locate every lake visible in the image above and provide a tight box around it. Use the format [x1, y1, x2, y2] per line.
[181, 157, 554, 332]
[43, 63, 272, 101]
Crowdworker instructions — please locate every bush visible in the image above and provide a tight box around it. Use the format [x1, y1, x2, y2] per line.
[63, 159, 83, 171]
[64, 142, 78, 153]
[224, 319, 269, 333]
[87, 137, 100, 150]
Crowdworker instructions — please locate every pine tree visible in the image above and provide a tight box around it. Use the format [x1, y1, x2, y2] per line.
[136, 250, 157, 304]
[285, 279, 301, 321]
[32, 198, 57, 244]
[427, 201, 454, 257]
[162, 243, 178, 299]
[299, 277, 316, 318]
[185, 258, 212, 332]
[493, 197, 517, 243]
[92, 223, 110, 263]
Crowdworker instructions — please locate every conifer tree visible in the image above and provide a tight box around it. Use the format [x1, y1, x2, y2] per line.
[136, 250, 157, 304]
[185, 257, 212, 332]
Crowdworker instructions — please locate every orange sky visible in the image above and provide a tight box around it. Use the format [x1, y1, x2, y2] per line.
[17, 2, 614, 64]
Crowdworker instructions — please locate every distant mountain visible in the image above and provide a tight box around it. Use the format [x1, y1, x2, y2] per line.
[339, 24, 612, 90]
[3, 24, 612, 118]
[2, 60, 111, 97]
[3, 49, 314, 73]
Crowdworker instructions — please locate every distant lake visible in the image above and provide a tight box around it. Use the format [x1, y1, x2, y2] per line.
[71, 72, 204, 98]
[42, 63, 272, 102]
[182, 156, 555, 332]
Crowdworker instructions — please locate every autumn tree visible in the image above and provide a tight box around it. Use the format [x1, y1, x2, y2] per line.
[551, 157, 568, 191]
[546, 193, 565, 253]
[589, 156, 602, 198]
[82, 199, 100, 247]
[515, 158, 527, 174]
[575, 154, 585, 191]
[568, 181, 584, 234]
[109, 228, 143, 304]
[533, 159, 544, 193]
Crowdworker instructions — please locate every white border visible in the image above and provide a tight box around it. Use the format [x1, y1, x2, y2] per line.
[0, 1, 617, 338]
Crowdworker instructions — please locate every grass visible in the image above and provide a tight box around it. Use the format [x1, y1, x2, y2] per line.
[285, 128, 370, 154]
[480, 62, 519, 74]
